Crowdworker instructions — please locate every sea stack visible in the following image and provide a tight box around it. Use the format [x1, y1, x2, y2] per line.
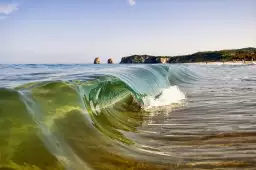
[107, 58, 113, 64]
[94, 57, 100, 64]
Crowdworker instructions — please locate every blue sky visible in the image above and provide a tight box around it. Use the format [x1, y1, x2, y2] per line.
[0, 0, 255, 63]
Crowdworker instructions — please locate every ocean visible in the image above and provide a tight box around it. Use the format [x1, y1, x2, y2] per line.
[0, 63, 255, 170]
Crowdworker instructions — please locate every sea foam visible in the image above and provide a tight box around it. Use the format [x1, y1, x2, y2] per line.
[143, 85, 186, 109]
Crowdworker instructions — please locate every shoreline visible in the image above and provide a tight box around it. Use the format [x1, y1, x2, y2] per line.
[119, 47, 256, 64]
[194, 61, 255, 65]
[119, 61, 256, 65]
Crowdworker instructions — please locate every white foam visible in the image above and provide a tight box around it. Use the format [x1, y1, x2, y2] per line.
[196, 61, 256, 65]
[143, 86, 186, 109]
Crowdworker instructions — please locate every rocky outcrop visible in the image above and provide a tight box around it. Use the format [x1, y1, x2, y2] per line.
[107, 58, 113, 64]
[94, 57, 100, 64]
[120, 47, 256, 64]
[120, 55, 168, 64]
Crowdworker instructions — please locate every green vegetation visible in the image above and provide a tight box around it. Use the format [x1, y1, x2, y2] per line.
[120, 47, 256, 64]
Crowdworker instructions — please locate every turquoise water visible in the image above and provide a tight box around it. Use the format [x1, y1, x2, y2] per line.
[0, 64, 256, 170]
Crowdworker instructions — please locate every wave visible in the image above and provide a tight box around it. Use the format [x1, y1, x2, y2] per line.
[0, 64, 196, 170]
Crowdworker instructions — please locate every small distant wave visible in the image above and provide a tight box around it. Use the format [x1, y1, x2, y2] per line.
[195, 61, 255, 66]
[241, 78, 256, 82]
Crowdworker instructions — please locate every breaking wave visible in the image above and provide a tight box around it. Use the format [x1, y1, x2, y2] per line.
[0, 64, 196, 170]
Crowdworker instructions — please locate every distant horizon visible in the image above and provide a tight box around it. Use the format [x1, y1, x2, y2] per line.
[1, 0, 255, 63]
[1, 46, 255, 64]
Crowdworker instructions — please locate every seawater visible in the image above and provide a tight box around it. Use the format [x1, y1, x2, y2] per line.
[0, 64, 255, 170]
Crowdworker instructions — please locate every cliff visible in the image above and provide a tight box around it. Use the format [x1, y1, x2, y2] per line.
[120, 55, 169, 64]
[120, 47, 256, 64]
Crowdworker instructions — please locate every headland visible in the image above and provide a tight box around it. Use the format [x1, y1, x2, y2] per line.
[119, 47, 256, 64]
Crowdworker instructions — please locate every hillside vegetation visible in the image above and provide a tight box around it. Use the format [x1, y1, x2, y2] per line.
[120, 47, 256, 64]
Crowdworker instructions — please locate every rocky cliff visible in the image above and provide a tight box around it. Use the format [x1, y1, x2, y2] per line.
[120, 47, 256, 64]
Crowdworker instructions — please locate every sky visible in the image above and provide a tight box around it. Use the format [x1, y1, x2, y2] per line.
[0, 0, 256, 63]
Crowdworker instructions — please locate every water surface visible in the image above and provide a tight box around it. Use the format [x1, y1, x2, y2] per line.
[0, 64, 255, 170]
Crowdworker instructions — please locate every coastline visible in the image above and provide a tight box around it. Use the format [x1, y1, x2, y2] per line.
[119, 47, 256, 64]
[195, 61, 256, 65]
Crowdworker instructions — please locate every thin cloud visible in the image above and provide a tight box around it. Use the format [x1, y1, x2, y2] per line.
[128, 0, 136, 6]
[0, 15, 7, 20]
[0, 3, 18, 15]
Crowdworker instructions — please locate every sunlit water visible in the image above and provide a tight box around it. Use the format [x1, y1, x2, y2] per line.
[0, 64, 255, 170]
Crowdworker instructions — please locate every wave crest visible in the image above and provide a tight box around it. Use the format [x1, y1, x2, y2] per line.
[0, 64, 196, 169]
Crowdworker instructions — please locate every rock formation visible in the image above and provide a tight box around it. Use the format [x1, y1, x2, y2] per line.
[94, 57, 100, 64]
[107, 58, 113, 64]
[120, 47, 256, 64]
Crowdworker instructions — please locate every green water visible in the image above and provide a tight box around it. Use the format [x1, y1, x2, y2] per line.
[1, 64, 256, 170]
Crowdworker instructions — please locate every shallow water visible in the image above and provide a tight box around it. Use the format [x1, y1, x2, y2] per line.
[0, 64, 255, 170]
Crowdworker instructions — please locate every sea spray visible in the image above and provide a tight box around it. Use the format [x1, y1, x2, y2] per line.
[142, 86, 186, 109]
